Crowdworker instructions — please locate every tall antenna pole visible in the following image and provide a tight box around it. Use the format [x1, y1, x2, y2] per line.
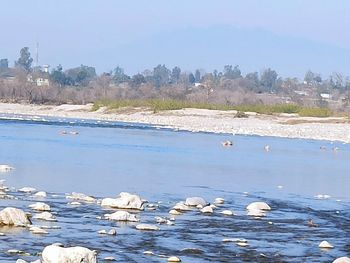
[35, 42, 39, 68]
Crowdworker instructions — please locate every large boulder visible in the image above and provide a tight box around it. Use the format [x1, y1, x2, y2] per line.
[42, 244, 97, 263]
[0, 207, 31, 226]
[104, 211, 139, 222]
[333, 257, 350, 263]
[101, 192, 145, 210]
[185, 197, 207, 207]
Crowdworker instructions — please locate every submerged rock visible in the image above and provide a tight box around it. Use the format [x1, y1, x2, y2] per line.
[214, 198, 225, 204]
[0, 164, 14, 172]
[169, 210, 182, 215]
[173, 202, 192, 211]
[104, 211, 139, 222]
[29, 226, 48, 235]
[185, 197, 207, 207]
[101, 192, 145, 210]
[66, 192, 96, 203]
[42, 244, 97, 263]
[18, 187, 36, 193]
[247, 209, 266, 217]
[33, 212, 56, 221]
[220, 210, 234, 216]
[0, 207, 31, 226]
[136, 224, 160, 231]
[34, 191, 47, 198]
[29, 202, 51, 211]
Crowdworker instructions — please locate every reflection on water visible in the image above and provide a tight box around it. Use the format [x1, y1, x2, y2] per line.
[0, 116, 349, 262]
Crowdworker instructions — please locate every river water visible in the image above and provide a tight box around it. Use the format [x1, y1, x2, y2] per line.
[0, 115, 349, 262]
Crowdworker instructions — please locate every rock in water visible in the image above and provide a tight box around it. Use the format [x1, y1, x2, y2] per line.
[104, 211, 139, 222]
[34, 191, 47, 198]
[101, 192, 145, 210]
[333, 257, 350, 263]
[33, 211, 56, 221]
[200, 206, 213, 214]
[18, 187, 36, 193]
[29, 202, 51, 211]
[185, 197, 207, 207]
[319, 240, 334, 249]
[0, 165, 14, 172]
[0, 207, 31, 226]
[136, 224, 160, 231]
[246, 202, 271, 211]
[168, 256, 181, 262]
[42, 244, 97, 263]
[66, 192, 96, 203]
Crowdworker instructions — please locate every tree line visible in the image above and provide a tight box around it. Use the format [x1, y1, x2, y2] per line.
[1, 47, 350, 110]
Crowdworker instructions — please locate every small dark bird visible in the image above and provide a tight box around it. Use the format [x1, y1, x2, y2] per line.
[307, 219, 318, 228]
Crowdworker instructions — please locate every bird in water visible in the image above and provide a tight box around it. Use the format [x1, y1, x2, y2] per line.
[264, 145, 270, 152]
[221, 140, 233, 147]
[307, 219, 318, 228]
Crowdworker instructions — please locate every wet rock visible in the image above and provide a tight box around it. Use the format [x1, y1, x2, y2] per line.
[246, 202, 271, 211]
[98, 230, 107, 234]
[247, 209, 266, 217]
[155, 216, 167, 224]
[168, 256, 181, 262]
[319, 240, 334, 249]
[185, 197, 207, 207]
[16, 259, 27, 263]
[0, 207, 31, 226]
[29, 202, 51, 212]
[214, 198, 225, 204]
[104, 211, 139, 222]
[143, 251, 154, 255]
[333, 257, 350, 263]
[34, 191, 47, 198]
[104, 256, 116, 261]
[69, 201, 81, 206]
[33, 212, 56, 222]
[29, 226, 48, 235]
[220, 210, 233, 216]
[173, 202, 192, 211]
[180, 248, 204, 254]
[66, 192, 96, 203]
[42, 244, 97, 263]
[101, 192, 145, 210]
[200, 206, 213, 214]
[18, 187, 36, 193]
[108, 229, 117, 235]
[136, 224, 160, 231]
[169, 210, 182, 215]
[0, 164, 14, 172]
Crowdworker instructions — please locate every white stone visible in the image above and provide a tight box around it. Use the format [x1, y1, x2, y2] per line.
[29, 202, 51, 211]
[69, 201, 81, 206]
[185, 197, 207, 207]
[200, 206, 213, 213]
[104, 211, 139, 222]
[0, 207, 31, 226]
[136, 224, 160, 231]
[98, 230, 107, 234]
[169, 210, 182, 215]
[333, 257, 350, 263]
[220, 210, 233, 216]
[34, 191, 47, 198]
[18, 187, 36, 193]
[155, 216, 167, 224]
[214, 198, 225, 204]
[42, 244, 97, 263]
[247, 209, 266, 217]
[29, 226, 48, 234]
[101, 192, 145, 210]
[246, 202, 271, 211]
[173, 202, 192, 211]
[0, 165, 14, 172]
[16, 259, 27, 263]
[108, 229, 117, 235]
[66, 192, 96, 203]
[33, 211, 56, 221]
[143, 251, 154, 255]
[168, 256, 181, 262]
[104, 256, 116, 261]
[319, 240, 334, 249]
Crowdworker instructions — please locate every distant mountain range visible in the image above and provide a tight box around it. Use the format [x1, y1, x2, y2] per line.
[93, 25, 350, 78]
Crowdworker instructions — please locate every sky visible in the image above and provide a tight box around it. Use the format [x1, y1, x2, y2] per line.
[1, 0, 350, 77]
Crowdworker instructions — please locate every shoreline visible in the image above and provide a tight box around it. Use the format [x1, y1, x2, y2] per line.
[0, 102, 349, 143]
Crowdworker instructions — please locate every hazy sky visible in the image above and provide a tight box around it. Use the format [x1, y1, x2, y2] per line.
[1, 0, 350, 76]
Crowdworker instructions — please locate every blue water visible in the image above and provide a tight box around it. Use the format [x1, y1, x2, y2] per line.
[0, 116, 349, 262]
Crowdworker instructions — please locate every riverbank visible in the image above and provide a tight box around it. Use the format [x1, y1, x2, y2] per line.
[0, 102, 349, 142]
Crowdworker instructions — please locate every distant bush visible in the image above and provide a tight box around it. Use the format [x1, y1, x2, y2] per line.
[92, 100, 333, 117]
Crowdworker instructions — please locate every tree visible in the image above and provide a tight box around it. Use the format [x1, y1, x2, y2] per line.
[131, 73, 146, 86]
[260, 68, 278, 92]
[153, 64, 170, 88]
[15, 47, 33, 72]
[195, 69, 201, 82]
[245, 72, 259, 89]
[112, 66, 130, 83]
[0, 59, 8, 69]
[171, 66, 181, 84]
[50, 64, 68, 86]
[65, 65, 96, 86]
[188, 73, 195, 84]
[223, 65, 241, 79]
[304, 70, 315, 84]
